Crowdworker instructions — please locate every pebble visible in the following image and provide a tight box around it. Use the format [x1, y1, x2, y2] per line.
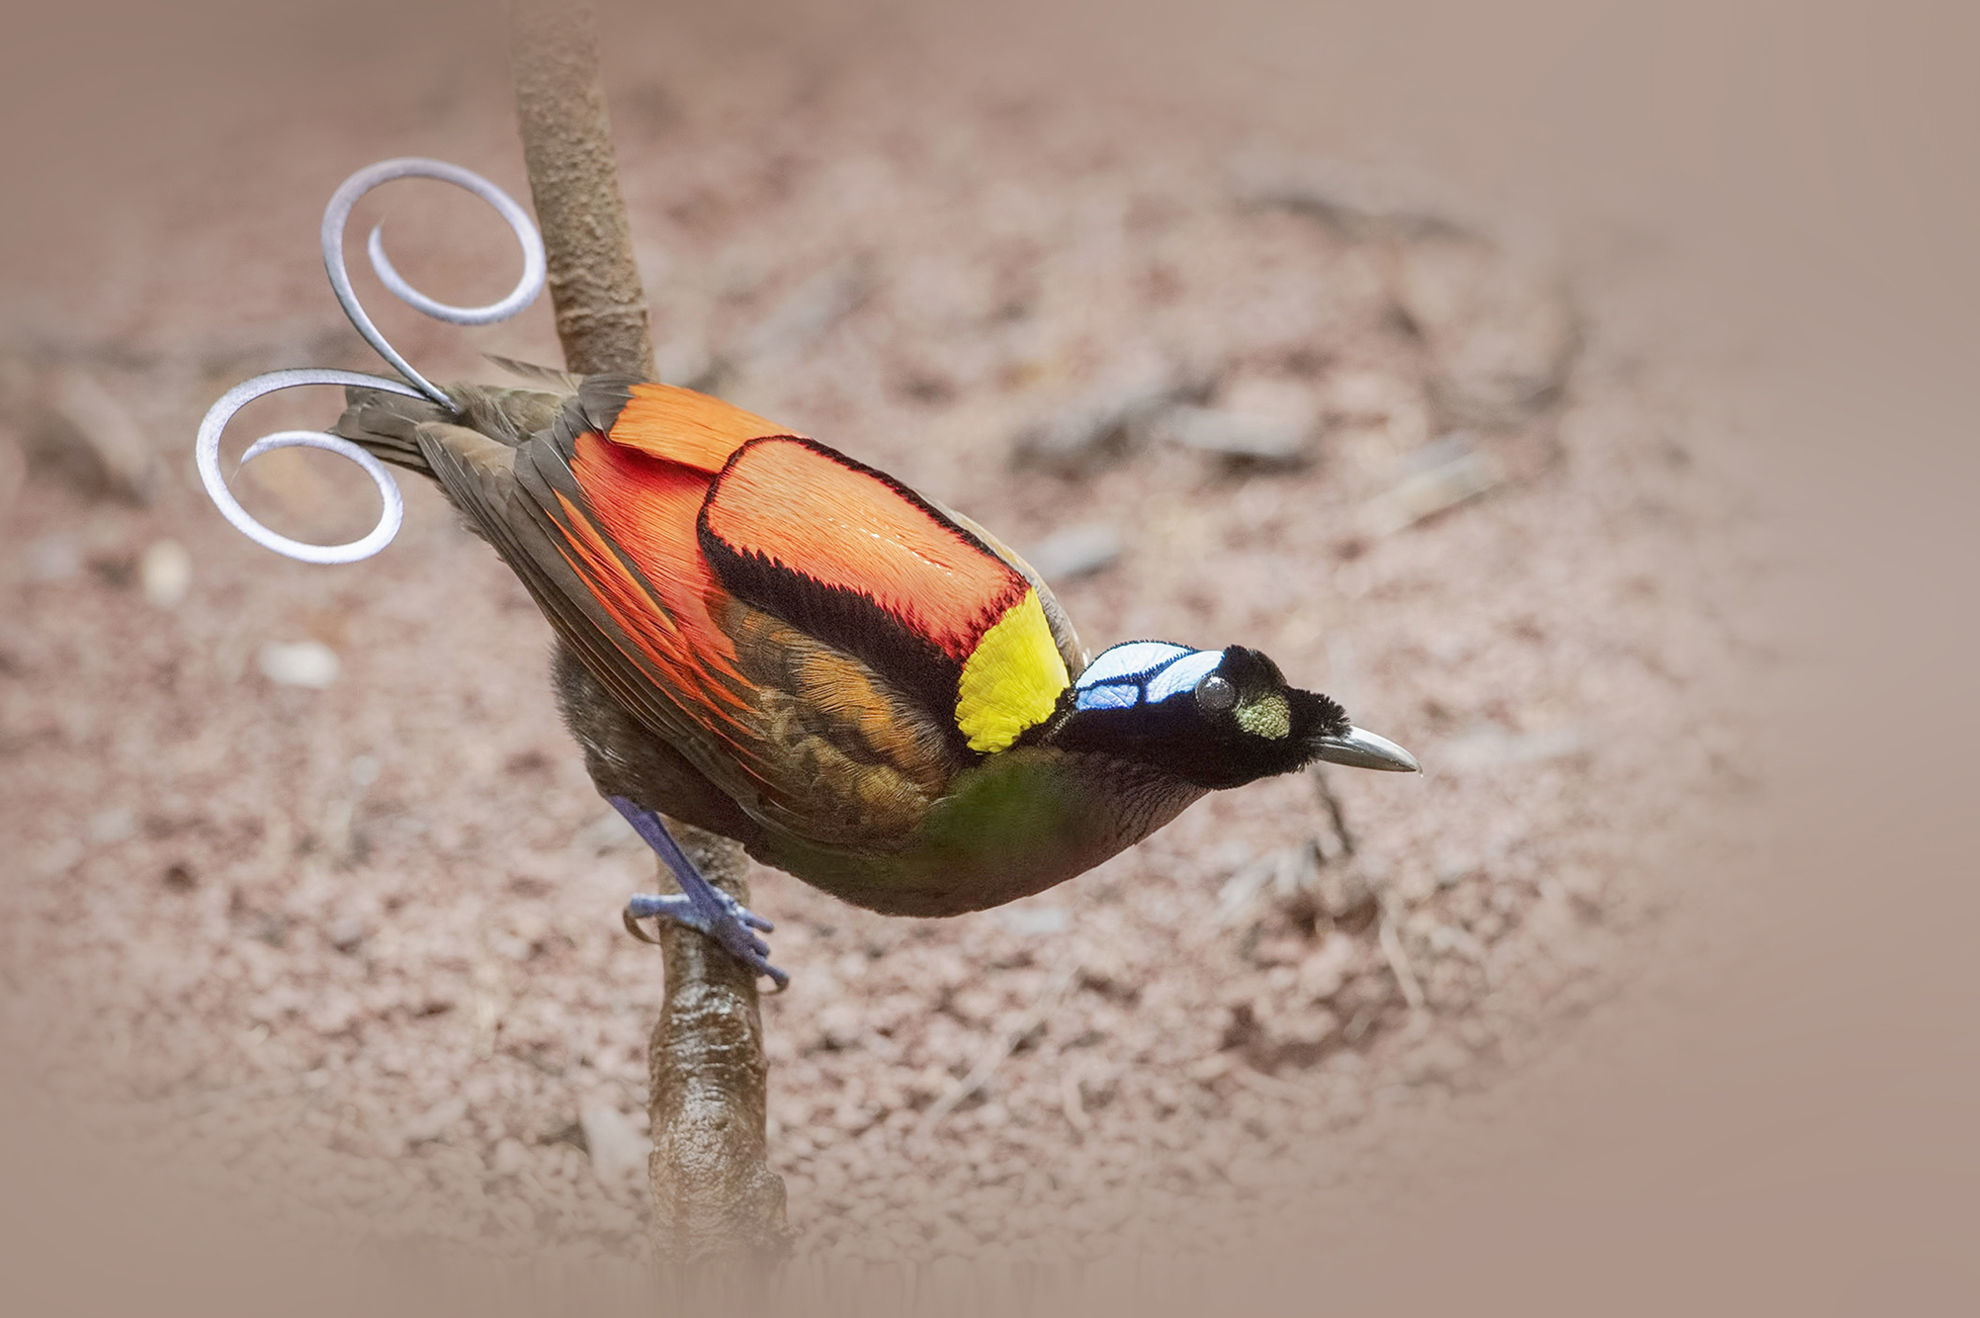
[326, 916, 368, 954]
[1296, 932, 1359, 1003]
[1024, 523, 1121, 582]
[31, 838, 83, 879]
[1402, 1036, 1474, 1087]
[400, 1096, 469, 1149]
[257, 640, 340, 689]
[1154, 376, 1320, 468]
[1156, 405, 1312, 467]
[1011, 354, 1218, 475]
[491, 1138, 530, 1178]
[577, 1101, 647, 1184]
[23, 534, 82, 583]
[85, 805, 136, 846]
[815, 1002, 864, 1051]
[138, 539, 192, 607]
[994, 904, 1071, 937]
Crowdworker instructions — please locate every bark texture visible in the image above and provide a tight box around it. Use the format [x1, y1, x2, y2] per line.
[508, 0, 789, 1266]
[510, 0, 657, 380]
[646, 824, 790, 1263]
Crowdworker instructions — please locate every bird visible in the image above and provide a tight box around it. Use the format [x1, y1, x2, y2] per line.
[331, 374, 1419, 986]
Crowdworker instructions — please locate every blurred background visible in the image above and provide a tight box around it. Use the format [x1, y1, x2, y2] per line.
[1, 0, 1974, 1310]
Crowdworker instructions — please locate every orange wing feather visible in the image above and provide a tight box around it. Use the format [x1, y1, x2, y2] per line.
[701, 437, 1028, 663]
[560, 392, 1047, 804]
[562, 430, 757, 711]
[602, 382, 788, 473]
[406, 378, 1082, 847]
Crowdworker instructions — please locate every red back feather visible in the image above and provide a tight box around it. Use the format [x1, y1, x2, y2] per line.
[602, 383, 785, 473]
[702, 438, 1026, 663]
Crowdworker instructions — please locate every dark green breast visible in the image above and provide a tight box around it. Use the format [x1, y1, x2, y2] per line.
[747, 746, 1206, 917]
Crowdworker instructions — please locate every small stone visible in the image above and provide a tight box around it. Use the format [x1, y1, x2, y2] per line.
[23, 535, 82, 583]
[1156, 377, 1319, 468]
[1157, 405, 1311, 467]
[400, 1096, 468, 1149]
[138, 539, 192, 608]
[1025, 523, 1121, 582]
[491, 1138, 530, 1178]
[1324, 369, 1417, 423]
[33, 839, 83, 878]
[578, 1101, 646, 1184]
[995, 904, 1071, 937]
[1280, 1007, 1342, 1057]
[816, 1002, 864, 1051]
[85, 806, 135, 846]
[306, 995, 358, 1037]
[325, 916, 367, 954]
[1296, 932, 1359, 1002]
[257, 640, 340, 689]
[1012, 353, 1218, 475]
[1403, 1036, 1474, 1087]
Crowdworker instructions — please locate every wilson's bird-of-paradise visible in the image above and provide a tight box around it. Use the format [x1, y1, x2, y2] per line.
[199, 158, 1419, 988]
[330, 374, 1419, 985]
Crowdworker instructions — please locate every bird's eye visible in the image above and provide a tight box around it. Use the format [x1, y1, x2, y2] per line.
[1195, 673, 1237, 713]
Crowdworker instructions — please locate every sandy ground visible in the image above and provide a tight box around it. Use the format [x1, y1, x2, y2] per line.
[0, 16, 1765, 1262]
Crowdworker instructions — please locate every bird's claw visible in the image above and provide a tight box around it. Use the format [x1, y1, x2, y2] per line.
[623, 890, 789, 990]
[607, 795, 789, 989]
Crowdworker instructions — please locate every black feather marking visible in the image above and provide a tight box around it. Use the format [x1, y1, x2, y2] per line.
[699, 534, 974, 758]
[693, 435, 1027, 758]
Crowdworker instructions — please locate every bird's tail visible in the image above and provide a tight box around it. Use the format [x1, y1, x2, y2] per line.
[331, 388, 451, 476]
[331, 381, 570, 476]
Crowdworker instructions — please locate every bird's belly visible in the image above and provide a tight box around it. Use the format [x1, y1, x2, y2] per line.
[752, 749, 1206, 917]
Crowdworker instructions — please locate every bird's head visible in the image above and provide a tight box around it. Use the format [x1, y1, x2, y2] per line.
[1044, 641, 1418, 789]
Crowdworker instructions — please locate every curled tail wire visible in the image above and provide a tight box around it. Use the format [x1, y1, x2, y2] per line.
[195, 158, 547, 564]
[331, 387, 453, 475]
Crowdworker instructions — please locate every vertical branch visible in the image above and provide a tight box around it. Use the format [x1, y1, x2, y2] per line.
[507, 0, 789, 1265]
[509, 0, 656, 380]
[646, 824, 790, 1262]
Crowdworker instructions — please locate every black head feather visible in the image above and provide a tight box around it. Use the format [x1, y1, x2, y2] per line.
[1046, 644, 1353, 790]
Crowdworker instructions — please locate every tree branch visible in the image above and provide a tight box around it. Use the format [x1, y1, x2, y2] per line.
[507, 0, 789, 1265]
[645, 823, 789, 1262]
[510, 0, 656, 380]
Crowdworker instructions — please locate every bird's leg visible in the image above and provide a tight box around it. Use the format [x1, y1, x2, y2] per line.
[609, 796, 787, 990]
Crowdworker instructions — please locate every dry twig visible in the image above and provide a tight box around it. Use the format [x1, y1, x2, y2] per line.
[1378, 906, 1427, 1013]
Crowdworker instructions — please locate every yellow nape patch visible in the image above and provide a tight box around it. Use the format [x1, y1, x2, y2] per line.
[1236, 694, 1292, 740]
[955, 590, 1070, 753]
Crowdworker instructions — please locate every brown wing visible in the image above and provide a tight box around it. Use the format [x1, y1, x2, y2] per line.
[405, 387, 972, 849]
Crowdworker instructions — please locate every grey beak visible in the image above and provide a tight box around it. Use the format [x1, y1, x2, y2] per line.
[1313, 725, 1421, 773]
